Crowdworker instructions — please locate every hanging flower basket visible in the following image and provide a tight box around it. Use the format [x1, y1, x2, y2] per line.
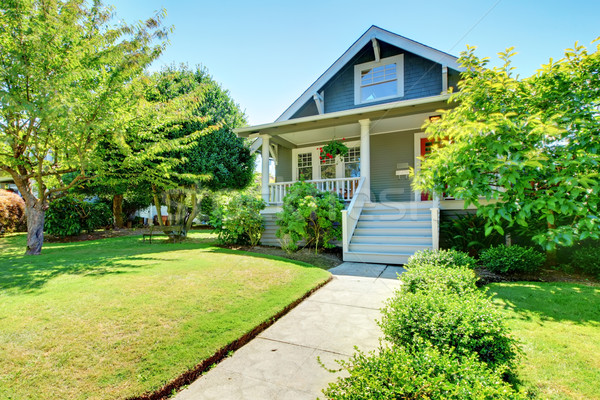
[319, 139, 348, 162]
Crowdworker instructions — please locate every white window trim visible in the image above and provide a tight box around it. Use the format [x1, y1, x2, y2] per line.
[292, 140, 360, 181]
[354, 54, 404, 105]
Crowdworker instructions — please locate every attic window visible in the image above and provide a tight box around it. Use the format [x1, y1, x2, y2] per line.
[354, 55, 404, 105]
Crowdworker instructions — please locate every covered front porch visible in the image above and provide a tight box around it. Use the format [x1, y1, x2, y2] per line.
[236, 95, 452, 263]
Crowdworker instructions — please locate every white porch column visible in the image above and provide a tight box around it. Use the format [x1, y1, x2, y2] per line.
[260, 134, 271, 203]
[359, 119, 371, 201]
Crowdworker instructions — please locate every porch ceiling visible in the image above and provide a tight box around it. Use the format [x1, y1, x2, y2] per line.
[236, 94, 452, 147]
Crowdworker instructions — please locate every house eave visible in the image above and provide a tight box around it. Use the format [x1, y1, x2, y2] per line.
[236, 94, 452, 138]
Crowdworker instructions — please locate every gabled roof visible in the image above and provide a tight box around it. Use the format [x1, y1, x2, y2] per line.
[276, 25, 460, 122]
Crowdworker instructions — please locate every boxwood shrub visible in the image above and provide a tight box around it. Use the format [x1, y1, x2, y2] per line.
[572, 245, 600, 277]
[401, 264, 478, 295]
[480, 245, 545, 275]
[380, 289, 519, 371]
[322, 345, 528, 400]
[406, 248, 477, 269]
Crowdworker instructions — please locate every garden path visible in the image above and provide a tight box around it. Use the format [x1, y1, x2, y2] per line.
[175, 262, 405, 400]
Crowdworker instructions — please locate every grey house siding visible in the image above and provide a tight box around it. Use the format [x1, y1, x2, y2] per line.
[370, 131, 414, 202]
[276, 146, 293, 182]
[290, 41, 449, 119]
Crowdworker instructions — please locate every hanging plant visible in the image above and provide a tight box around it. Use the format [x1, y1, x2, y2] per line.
[319, 138, 348, 162]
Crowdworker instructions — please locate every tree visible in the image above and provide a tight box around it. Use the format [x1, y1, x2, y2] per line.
[0, 0, 168, 254]
[414, 40, 600, 251]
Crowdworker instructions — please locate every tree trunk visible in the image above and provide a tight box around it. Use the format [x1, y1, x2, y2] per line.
[152, 185, 164, 226]
[25, 200, 45, 255]
[113, 194, 124, 228]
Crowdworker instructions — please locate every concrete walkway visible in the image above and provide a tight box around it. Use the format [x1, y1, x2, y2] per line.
[175, 262, 405, 400]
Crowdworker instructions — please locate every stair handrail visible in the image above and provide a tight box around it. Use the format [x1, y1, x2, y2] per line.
[341, 176, 367, 253]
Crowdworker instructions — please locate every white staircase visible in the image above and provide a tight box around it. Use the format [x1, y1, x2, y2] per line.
[343, 202, 435, 265]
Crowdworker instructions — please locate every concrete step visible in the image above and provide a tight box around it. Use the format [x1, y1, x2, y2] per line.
[359, 213, 431, 222]
[356, 220, 432, 229]
[343, 251, 411, 265]
[363, 201, 434, 210]
[354, 227, 433, 236]
[351, 235, 433, 245]
[349, 243, 432, 254]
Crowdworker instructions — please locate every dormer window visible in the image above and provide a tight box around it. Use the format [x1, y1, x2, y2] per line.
[354, 55, 404, 105]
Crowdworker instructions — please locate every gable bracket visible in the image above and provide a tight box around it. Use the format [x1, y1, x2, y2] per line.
[313, 91, 324, 115]
[371, 37, 380, 62]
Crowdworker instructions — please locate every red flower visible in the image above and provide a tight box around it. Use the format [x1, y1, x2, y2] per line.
[342, 138, 345, 140]
[327, 153, 332, 158]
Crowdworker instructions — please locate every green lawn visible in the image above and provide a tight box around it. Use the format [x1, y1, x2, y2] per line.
[0, 232, 330, 400]
[489, 282, 600, 400]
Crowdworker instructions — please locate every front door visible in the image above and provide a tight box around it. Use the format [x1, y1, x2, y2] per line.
[420, 137, 444, 201]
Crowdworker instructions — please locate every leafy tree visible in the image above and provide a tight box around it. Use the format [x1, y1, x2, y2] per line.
[415, 40, 600, 252]
[0, 0, 168, 254]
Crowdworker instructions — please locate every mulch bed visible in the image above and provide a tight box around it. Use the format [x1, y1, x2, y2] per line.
[476, 267, 600, 286]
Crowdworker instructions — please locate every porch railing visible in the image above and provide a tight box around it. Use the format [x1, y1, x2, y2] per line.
[341, 176, 367, 254]
[268, 177, 360, 204]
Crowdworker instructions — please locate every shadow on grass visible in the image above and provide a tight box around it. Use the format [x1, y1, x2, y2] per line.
[488, 282, 600, 325]
[0, 233, 326, 293]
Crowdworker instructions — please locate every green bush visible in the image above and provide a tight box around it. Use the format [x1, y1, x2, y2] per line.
[45, 196, 112, 237]
[401, 264, 478, 295]
[276, 181, 343, 253]
[0, 189, 26, 233]
[322, 345, 528, 400]
[440, 212, 504, 257]
[480, 245, 545, 275]
[406, 248, 477, 269]
[571, 245, 600, 277]
[210, 193, 265, 246]
[380, 289, 519, 371]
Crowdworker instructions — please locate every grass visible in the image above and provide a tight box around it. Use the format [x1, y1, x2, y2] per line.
[0, 232, 330, 400]
[489, 282, 600, 400]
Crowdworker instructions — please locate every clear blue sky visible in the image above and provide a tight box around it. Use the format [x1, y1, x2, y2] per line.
[110, 0, 600, 125]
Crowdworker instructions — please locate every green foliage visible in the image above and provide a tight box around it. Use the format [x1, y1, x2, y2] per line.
[45, 197, 112, 237]
[406, 248, 477, 269]
[322, 345, 527, 400]
[0, 190, 26, 233]
[441, 213, 504, 257]
[276, 181, 343, 253]
[414, 40, 600, 250]
[319, 139, 348, 161]
[571, 245, 600, 277]
[380, 288, 520, 371]
[402, 264, 479, 295]
[211, 194, 265, 246]
[480, 245, 546, 275]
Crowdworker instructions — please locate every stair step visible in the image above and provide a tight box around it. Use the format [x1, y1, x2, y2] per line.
[349, 243, 432, 254]
[354, 227, 433, 236]
[343, 251, 411, 265]
[357, 220, 432, 228]
[359, 213, 430, 221]
[364, 201, 434, 210]
[351, 235, 433, 245]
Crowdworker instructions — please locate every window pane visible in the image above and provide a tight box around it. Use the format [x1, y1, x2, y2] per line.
[321, 163, 336, 179]
[345, 162, 360, 178]
[361, 80, 397, 102]
[298, 166, 312, 180]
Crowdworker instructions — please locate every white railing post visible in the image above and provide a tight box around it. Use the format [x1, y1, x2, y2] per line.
[341, 210, 349, 253]
[261, 134, 271, 203]
[431, 195, 440, 250]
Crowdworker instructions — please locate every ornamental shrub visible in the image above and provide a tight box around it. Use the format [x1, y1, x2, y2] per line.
[406, 248, 477, 269]
[401, 264, 478, 295]
[45, 196, 112, 237]
[276, 181, 343, 253]
[322, 345, 528, 400]
[571, 245, 600, 277]
[440, 212, 504, 257]
[380, 289, 519, 371]
[0, 190, 26, 233]
[480, 245, 545, 275]
[210, 193, 265, 246]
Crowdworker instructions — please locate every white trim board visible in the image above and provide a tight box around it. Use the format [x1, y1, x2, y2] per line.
[276, 25, 461, 122]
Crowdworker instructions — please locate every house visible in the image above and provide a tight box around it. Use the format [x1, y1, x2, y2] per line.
[236, 25, 466, 264]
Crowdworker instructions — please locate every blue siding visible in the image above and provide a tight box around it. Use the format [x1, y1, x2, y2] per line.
[290, 41, 446, 119]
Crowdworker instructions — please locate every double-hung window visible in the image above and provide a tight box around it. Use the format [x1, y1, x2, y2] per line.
[354, 55, 404, 105]
[297, 152, 312, 180]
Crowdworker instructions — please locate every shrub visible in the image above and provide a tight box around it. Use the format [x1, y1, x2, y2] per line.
[401, 264, 478, 295]
[210, 193, 265, 246]
[440, 212, 504, 257]
[480, 245, 545, 275]
[276, 181, 343, 253]
[572, 245, 600, 277]
[406, 248, 476, 269]
[380, 289, 519, 371]
[322, 345, 528, 400]
[0, 190, 26, 233]
[45, 196, 112, 237]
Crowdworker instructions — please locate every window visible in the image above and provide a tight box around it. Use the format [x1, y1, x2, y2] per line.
[344, 147, 360, 178]
[354, 55, 404, 105]
[297, 152, 312, 180]
[320, 154, 336, 179]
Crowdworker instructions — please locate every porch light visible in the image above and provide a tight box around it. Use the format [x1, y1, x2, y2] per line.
[429, 115, 441, 123]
